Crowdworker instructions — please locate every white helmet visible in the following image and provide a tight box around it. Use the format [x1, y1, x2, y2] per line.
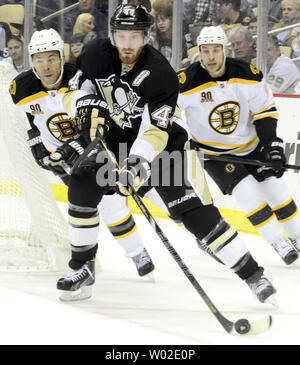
[197, 26, 228, 48]
[28, 28, 64, 86]
[197, 26, 228, 75]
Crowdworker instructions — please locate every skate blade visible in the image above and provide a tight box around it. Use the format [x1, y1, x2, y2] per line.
[144, 272, 155, 282]
[264, 294, 279, 308]
[59, 286, 92, 302]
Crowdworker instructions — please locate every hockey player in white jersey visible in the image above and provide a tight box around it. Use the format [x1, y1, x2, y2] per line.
[9, 28, 155, 288]
[177, 25, 300, 265]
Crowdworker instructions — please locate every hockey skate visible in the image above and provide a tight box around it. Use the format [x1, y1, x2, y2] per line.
[57, 259, 95, 302]
[132, 248, 155, 281]
[289, 237, 300, 253]
[246, 267, 277, 305]
[270, 238, 299, 265]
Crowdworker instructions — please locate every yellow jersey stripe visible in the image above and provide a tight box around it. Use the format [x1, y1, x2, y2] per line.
[181, 81, 218, 95]
[16, 91, 49, 106]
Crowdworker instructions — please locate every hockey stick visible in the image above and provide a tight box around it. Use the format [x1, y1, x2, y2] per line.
[94, 129, 272, 336]
[204, 154, 300, 171]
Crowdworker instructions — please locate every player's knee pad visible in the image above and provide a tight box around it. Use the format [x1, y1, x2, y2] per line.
[180, 204, 223, 239]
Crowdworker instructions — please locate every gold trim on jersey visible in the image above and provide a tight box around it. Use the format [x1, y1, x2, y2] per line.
[227, 78, 259, 85]
[181, 81, 218, 95]
[141, 124, 169, 157]
[57, 87, 68, 94]
[16, 91, 49, 106]
[192, 135, 258, 155]
[250, 102, 276, 116]
[252, 112, 279, 121]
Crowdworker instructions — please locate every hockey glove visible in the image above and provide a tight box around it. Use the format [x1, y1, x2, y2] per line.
[44, 139, 85, 176]
[261, 137, 286, 177]
[74, 94, 111, 144]
[27, 128, 50, 170]
[115, 155, 151, 196]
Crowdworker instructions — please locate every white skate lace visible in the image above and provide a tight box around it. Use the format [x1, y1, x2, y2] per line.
[271, 239, 295, 258]
[249, 275, 271, 296]
[133, 249, 150, 269]
[66, 265, 93, 283]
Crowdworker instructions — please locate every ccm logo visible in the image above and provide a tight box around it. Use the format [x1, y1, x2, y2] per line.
[76, 98, 109, 109]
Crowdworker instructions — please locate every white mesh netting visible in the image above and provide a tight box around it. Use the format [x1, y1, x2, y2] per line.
[0, 61, 69, 271]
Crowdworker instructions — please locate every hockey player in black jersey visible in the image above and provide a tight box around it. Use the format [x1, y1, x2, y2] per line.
[54, 4, 277, 303]
[9, 28, 155, 294]
[177, 25, 300, 266]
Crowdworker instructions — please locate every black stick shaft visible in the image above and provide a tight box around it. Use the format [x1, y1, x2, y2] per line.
[204, 154, 300, 171]
[97, 133, 234, 333]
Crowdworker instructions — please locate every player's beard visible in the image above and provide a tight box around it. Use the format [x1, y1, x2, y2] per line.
[118, 46, 144, 65]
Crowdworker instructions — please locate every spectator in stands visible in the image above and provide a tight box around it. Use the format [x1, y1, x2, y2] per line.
[228, 25, 256, 63]
[215, 0, 253, 29]
[126, 0, 152, 12]
[150, 0, 189, 66]
[69, 33, 85, 63]
[268, 0, 283, 27]
[72, 13, 97, 44]
[272, 0, 300, 46]
[185, 0, 212, 46]
[33, 17, 45, 33]
[3, 34, 24, 73]
[248, 17, 257, 36]
[64, 0, 107, 42]
[267, 35, 300, 94]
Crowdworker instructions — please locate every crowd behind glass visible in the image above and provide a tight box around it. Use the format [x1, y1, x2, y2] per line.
[1, 0, 300, 94]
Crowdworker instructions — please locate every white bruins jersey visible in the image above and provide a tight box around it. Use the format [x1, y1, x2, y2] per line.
[177, 57, 279, 156]
[9, 64, 86, 152]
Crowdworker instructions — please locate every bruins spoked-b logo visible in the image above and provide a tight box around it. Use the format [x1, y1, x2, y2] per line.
[47, 113, 76, 141]
[208, 101, 240, 135]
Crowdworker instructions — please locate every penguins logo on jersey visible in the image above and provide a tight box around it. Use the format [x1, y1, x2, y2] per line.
[47, 113, 76, 141]
[208, 101, 240, 135]
[95, 75, 143, 129]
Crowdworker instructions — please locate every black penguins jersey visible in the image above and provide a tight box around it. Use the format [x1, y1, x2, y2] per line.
[75, 38, 187, 162]
[9, 63, 80, 152]
[177, 57, 279, 156]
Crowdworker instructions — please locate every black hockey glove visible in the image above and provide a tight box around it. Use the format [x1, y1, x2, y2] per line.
[27, 128, 50, 170]
[261, 137, 286, 177]
[74, 94, 111, 144]
[44, 139, 85, 176]
[115, 155, 151, 196]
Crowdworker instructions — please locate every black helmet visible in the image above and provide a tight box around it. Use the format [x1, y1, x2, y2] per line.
[110, 4, 154, 31]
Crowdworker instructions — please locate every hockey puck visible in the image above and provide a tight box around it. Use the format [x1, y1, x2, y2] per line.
[234, 319, 251, 334]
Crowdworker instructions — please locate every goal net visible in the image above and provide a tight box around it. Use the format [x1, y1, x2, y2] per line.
[0, 61, 69, 271]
